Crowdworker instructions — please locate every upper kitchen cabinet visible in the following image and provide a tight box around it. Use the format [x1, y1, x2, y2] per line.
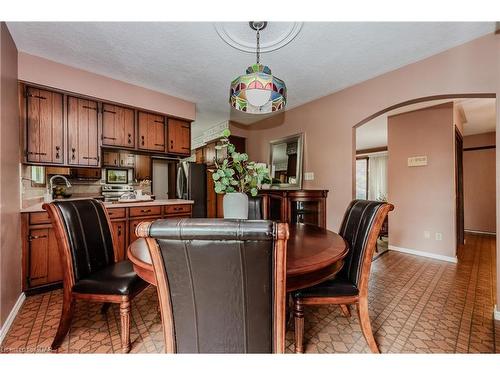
[167, 118, 191, 155]
[102, 103, 135, 148]
[138, 111, 165, 152]
[67, 96, 100, 167]
[25, 87, 64, 164]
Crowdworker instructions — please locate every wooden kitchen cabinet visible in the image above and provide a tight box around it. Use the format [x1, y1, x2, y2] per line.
[103, 150, 120, 167]
[103, 151, 135, 168]
[111, 220, 127, 262]
[27, 227, 63, 287]
[138, 111, 165, 152]
[67, 96, 99, 166]
[135, 154, 151, 180]
[26, 87, 64, 164]
[167, 118, 191, 155]
[102, 103, 135, 148]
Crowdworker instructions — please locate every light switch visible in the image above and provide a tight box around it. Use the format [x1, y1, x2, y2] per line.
[304, 172, 315, 181]
[435, 232, 443, 241]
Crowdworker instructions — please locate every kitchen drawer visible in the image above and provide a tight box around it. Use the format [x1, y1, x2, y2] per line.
[30, 212, 51, 225]
[164, 204, 192, 215]
[107, 208, 126, 219]
[129, 205, 162, 218]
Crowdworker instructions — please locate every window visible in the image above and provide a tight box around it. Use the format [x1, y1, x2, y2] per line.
[356, 158, 368, 200]
[31, 166, 46, 186]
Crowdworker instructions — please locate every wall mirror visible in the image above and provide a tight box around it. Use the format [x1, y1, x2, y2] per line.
[269, 133, 304, 190]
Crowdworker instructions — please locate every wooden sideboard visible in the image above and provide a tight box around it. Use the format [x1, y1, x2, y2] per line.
[259, 189, 329, 228]
[21, 201, 192, 294]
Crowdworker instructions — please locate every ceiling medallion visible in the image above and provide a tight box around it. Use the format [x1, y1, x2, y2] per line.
[229, 21, 287, 114]
[214, 22, 303, 53]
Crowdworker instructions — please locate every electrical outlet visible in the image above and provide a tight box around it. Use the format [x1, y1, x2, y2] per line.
[435, 232, 443, 241]
[424, 231, 430, 239]
[304, 172, 315, 181]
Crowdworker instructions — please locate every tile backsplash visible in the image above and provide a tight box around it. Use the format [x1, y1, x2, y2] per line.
[21, 165, 152, 208]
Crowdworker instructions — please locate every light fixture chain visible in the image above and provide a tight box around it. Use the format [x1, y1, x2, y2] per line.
[256, 28, 260, 64]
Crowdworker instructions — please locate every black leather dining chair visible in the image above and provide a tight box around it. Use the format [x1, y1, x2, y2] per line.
[292, 200, 394, 353]
[43, 199, 148, 353]
[136, 218, 289, 353]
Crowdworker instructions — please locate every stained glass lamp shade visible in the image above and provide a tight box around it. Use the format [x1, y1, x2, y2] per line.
[230, 64, 286, 114]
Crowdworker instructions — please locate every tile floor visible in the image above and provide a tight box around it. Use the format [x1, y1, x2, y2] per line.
[1, 233, 498, 354]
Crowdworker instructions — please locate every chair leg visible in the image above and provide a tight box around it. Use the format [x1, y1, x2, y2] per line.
[340, 304, 351, 318]
[51, 292, 75, 351]
[120, 299, 131, 353]
[357, 298, 380, 354]
[293, 298, 305, 354]
[101, 303, 111, 315]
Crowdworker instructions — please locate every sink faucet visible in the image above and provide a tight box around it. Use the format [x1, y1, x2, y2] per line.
[48, 174, 72, 196]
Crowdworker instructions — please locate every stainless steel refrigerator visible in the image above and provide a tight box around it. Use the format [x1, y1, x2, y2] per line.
[176, 161, 207, 218]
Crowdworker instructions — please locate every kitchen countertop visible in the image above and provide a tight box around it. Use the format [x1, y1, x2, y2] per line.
[20, 199, 194, 213]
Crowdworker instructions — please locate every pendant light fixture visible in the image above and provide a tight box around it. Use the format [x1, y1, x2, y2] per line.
[229, 22, 287, 114]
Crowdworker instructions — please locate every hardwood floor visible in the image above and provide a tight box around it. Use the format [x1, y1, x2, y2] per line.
[1, 233, 497, 353]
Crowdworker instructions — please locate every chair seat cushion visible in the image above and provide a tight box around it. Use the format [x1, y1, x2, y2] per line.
[292, 276, 359, 299]
[72, 260, 147, 296]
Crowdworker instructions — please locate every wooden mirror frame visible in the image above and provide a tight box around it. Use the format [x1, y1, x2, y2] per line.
[268, 133, 304, 190]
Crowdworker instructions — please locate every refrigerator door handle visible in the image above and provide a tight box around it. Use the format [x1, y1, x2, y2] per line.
[176, 165, 183, 199]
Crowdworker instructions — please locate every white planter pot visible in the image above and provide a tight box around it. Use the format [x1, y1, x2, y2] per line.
[223, 192, 249, 219]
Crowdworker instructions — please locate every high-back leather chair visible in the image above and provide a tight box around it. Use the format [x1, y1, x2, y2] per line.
[136, 218, 289, 353]
[43, 199, 148, 353]
[292, 200, 394, 353]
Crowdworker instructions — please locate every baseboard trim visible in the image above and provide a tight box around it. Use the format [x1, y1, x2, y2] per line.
[464, 229, 496, 236]
[0, 293, 25, 345]
[494, 305, 500, 321]
[389, 245, 458, 263]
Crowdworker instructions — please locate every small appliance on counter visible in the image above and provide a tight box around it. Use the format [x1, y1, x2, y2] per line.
[101, 184, 134, 202]
[177, 161, 207, 217]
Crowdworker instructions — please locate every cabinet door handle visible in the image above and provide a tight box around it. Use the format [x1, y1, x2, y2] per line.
[182, 147, 190, 150]
[27, 152, 47, 156]
[154, 120, 164, 124]
[140, 209, 151, 213]
[82, 105, 97, 111]
[141, 135, 145, 146]
[103, 136, 117, 140]
[128, 133, 132, 144]
[55, 146, 60, 159]
[117, 226, 122, 236]
[28, 234, 48, 241]
[120, 159, 124, 165]
[71, 148, 76, 160]
[83, 156, 99, 160]
[28, 94, 47, 100]
[154, 143, 164, 147]
[103, 109, 116, 114]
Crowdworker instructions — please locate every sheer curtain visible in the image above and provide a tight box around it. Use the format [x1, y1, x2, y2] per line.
[368, 154, 388, 201]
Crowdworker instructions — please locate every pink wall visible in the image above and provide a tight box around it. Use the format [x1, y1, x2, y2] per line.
[17, 52, 196, 121]
[388, 103, 456, 258]
[463, 132, 496, 233]
[243, 33, 500, 304]
[0, 22, 21, 330]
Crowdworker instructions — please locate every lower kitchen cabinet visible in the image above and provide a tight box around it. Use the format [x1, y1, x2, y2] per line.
[22, 203, 193, 293]
[111, 220, 127, 262]
[27, 227, 63, 287]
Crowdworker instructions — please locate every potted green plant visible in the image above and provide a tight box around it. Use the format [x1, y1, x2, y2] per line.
[212, 129, 270, 219]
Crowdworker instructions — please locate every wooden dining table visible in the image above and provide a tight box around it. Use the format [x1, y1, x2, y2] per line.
[127, 223, 349, 292]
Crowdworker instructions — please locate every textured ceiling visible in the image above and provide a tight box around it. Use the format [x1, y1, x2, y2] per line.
[7, 22, 496, 137]
[356, 98, 497, 150]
